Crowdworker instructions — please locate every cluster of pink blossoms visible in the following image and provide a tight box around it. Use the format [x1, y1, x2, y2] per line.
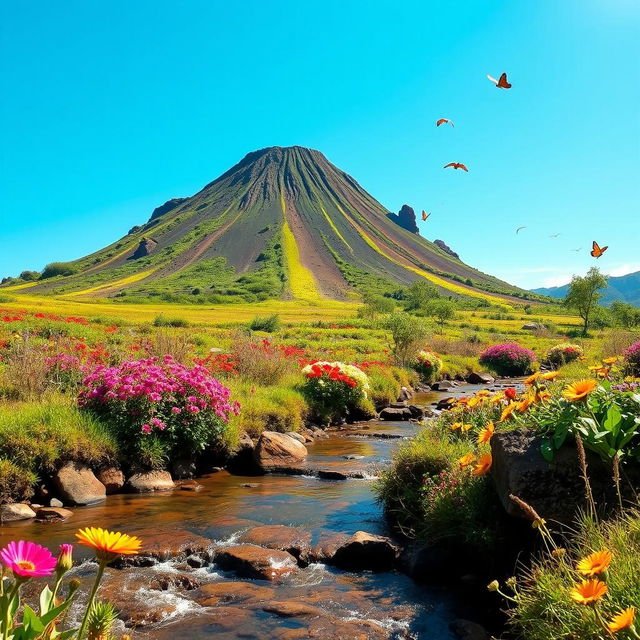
[79, 355, 238, 434]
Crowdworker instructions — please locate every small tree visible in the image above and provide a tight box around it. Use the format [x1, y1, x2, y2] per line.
[357, 293, 395, 319]
[610, 301, 640, 329]
[381, 312, 430, 366]
[564, 267, 608, 337]
[424, 298, 456, 332]
[404, 281, 440, 310]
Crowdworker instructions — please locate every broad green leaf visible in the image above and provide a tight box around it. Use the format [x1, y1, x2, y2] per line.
[540, 439, 555, 462]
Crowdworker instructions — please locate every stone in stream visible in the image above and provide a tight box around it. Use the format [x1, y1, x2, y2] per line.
[450, 619, 490, 640]
[407, 404, 425, 419]
[331, 531, 400, 571]
[193, 581, 274, 606]
[214, 544, 299, 580]
[52, 462, 106, 505]
[96, 466, 125, 494]
[253, 431, 308, 472]
[466, 372, 495, 384]
[35, 507, 73, 521]
[379, 406, 412, 421]
[179, 480, 203, 491]
[317, 469, 348, 480]
[127, 470, 175, 493]
[238, 525, 312, 562]
[285, 431, 306, 443]
[261, 601, 323, 618]
[1, 503, 36, 521]
[309, 531, 351, 563]
[431, 380, 456, 391]
[49, 498, 64, 508]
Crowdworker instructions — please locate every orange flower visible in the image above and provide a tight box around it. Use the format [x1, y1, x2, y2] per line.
[476, 390, 492, 398]
[569, 579, 608, 605]
[76, 527, 142, 563]
[461, 423, 473, 432]
[516, 394, 534, 412]
[602, 356, 619, 365]
[450, 422, 463, 431]
[500, 403, 516, 422]
[577, 550, 612, 576]
[466, 396, 482, 408]
[477, 421, 495, 445]
[534, 390, 551, 403]
[524, 372, 541, 385]
[562, 379, 598, 402]
[458, 453, 476, 469]
[472, 453, 492, 476]
[540, 371, 560, 381]
[607, 607, 636, 633]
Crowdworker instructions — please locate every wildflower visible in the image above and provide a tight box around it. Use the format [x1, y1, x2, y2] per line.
[607, 607, 636, 633]
[487, 580, 499, 592]
[540, 371, 560, 381]
[461, 423, 473, 432]
[524, 372, 541, 385]
[477, 421, 495, 444]
[500, 403, 516, 421]
[0, 540, 57, 578]
[516, 394, 534, 412]
[562, 379, 598, 402]
[576, 550, 612, 576]
[56, 543, 74, 572]
[76, 527, 142, 563]
[466, 396, 482, 408]
[472, 453, 492, 476]
[504, 387, 517, 401]
[450, 422, 463, 431]
[569, 579, 608, 605]
[458, 453, 475, 469]
[602, 356, 619, 365]
[552, 548, 566, 559]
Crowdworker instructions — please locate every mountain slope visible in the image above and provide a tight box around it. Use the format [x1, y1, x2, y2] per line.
[4, 146, 534, 304]
[532, 271, 640, 307]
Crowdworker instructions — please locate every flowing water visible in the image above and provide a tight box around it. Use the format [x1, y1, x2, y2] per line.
[0, 390, 475, 639]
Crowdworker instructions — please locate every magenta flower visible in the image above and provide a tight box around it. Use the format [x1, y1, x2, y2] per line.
[0, 540, 57, 578]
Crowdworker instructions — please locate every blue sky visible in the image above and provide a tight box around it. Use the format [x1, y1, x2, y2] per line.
[1, 0, 638, 289]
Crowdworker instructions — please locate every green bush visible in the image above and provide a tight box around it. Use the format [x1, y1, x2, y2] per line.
[40, 262, 78, 279]
[0, 458, 36, 503]
[153, 314, 190, 328]
[546, 343, 583, 368]
[248, 314, 281, 333]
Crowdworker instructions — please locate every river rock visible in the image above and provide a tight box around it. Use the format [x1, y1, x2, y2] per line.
[407, 404, 425, 419]
[214, 544, 298, 580]
[96, 467, 125, 494]
[179, 480, 203, 491]
[254, 431, 308, 471]
[331, 531, 400, 571]
[52, 463, 106, 506]
[285, 431, 306, 443]
[127, 470, 175, 493]
[171, 458, 197, 479]
[238, 525, 312, 561]
[317, 469, 348, 480]
[227, 431, 260, 474]
[379, 407, 412, 421]
[450, 619, 490, 640]
[309, 531, 350, 562]
[49, 498, 64, 507]
[35, 507, 73, 521]
[466, 372, 495, 384]
[194, 581, 274, 606]
[261, 601, 323, 618]
[436, 397, 457, 410]
[1, 503, 36, 521]
[432, 380, 456, 391]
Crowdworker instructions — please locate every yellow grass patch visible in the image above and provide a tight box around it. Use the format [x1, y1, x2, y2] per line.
[64, 269, 157, 297]
[319, 204, 353, 252]
[0, 281, 39, 292]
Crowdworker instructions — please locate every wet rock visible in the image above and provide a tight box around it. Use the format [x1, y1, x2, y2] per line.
[398, 385, 412, 401]
[238, 525, 312, 561]
[35, 507, 73, 521]
[254, 431, 308, 471]
[436, 397, 457, 410]
[185, 554, 206, 568]
[194, 581, 274, 606]
[96, 467, 125, 494]
[317, 470, 348, 480]
[450, 619, 490, 640]
[309, 531, 350, 563]
[261, 600, 323, 618]
[297, 427, 315, 443]
[171, 458, 197, 479]
[127, 470, 175, 493]
[179, 480, 203, 491]
[1, 503, 36, 521]
[407, 404, 425, 419]
[214, 544, 298, 580]
[52, 462, 106, 506]
[379, 407, 412, 421]
[331, 531, 400, 571]
[285, 431, 306, 443]
[151, 573, 201, 591]
[241, 482, 261, 488]
[310, 427, 329, 439]
[227, 431, 260, 475]
[466, 372, 495, 385]
[49, 498, 64, 508]
[116, 529, 213, 566]
[432, 380, 456, 391]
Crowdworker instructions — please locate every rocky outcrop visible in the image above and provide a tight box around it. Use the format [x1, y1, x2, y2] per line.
[238, 525, 312, 562]
[253, 431, 308, 471]
[331, 531, 400, 571]
[149, 197, 187, 221]
[387, 204, 419, 234]
[466, 372, 495, 384]
[214, 545, 299, 580]
[434, 239, 460, 259]
[1, 503, 36, 521]
[130, 237, 157, 259]
[96, 467, 125, 494]
[52, 462, 106, 506]
[127, 470, 175, 493]
[379, 406, 412, 421]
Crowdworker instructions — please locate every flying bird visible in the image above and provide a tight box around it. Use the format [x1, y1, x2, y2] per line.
[487, 72, 512, 89]
[444, 162, 468, 172]
[436, 118, 454, 127]
[590, 241, 608, 258]
[516, 226, 527, 234]
[570, 248, 582, 252]
[549, 233, 561, 238]
[421, 210, 430, 221]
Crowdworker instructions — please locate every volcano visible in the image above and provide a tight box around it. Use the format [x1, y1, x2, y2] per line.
[9, 146, 531, 304]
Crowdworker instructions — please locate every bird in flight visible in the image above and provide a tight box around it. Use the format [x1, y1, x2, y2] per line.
[516, 226, 527, 234]
[436, 118, 454, 127]
[549, 233, 561, 238]
[444, 162, 468, 171]
[570, 247, 582, 252]
[590, 241, 608, 258]
[487, 72, 512, 89]
[421, 210, 430, 221]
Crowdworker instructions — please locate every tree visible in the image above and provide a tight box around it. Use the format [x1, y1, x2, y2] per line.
[357, 293, 395, 320]
[564, 267, 608, 337]
[424, 299, 456, 332]
[404, 281, 440, 311]
[610, 301, 640, 328]
[380, 312, 430, 366]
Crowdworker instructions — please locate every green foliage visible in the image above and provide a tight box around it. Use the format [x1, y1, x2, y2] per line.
[564, 267, 608, 336]
[0, 458, 36, 503]
[19, 270, 40, 281]
[248, 314, 281, 333]
[153, 314, 190, 328]
[413, 350, 443, 382]
[423, 298, 457, 331]
[357, 293, 395, 320]
[380, 312, 431, 366]
[404, 281, 441, 311]
[610, 301, 640, 329]
[40, 261, 78, 279]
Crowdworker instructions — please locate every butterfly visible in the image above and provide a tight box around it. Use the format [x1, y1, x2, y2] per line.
[421, 210, 430, 221]
[590, 241, 608, 258]
[443, 162, 468, 171]
[436, 118, 454, 127]
[487, 72, 512, 89]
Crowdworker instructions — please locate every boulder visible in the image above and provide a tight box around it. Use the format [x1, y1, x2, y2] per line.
[379, 407, 412, 421]
[1, 503, 36, 521]
[194, 581, 274, 607]
[179, 480, 203, 491]
[398, 386, 412, 401]
[432, 380, 456, 391]
[466, 372, 495, 385]
[171, 458, 197, 479]
[388, 204, 419, 234]
[317, 470, 348, 480]
[96, 467, 125, 494]
[261, 601, 323, 618]
[214, 544, 298, 580]
[52, 462, 106, 506]
[309, 531, 350, 563]
[49, 498, 64, 508]
[450, 619, 490, 640]
[254, 431, 308, 471]
[35, 507, 73, 521]
[407, 404, 425, 419]
[238, 525, 312, 561]
[127, 470, 175, 493]
[285, 431, 306, 444]
[436, 397, 457, 411]
[227, 431, 260, 475]
[331, 531, 400, 571]
[522, 322, 543, 331]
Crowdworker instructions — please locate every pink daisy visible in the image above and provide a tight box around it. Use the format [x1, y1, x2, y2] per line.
[0, 540, 57, 578]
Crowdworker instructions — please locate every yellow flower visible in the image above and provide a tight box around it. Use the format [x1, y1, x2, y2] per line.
[500, 403, 516, 422]
[602, 356, 619, 365]
[534, 390, 551, 403]
[476, 390, 492, 398]
[466, 396, 481, 408]
[524, 372, 541, 385]
[607, 607, 636, 633]
[516, 394, 534, 413]
[461, 423, 473, 432]
[477, 421, 495, 445]
[76, 527, 142, 563]
[562, 379, 598, 402]
[450, 422, 463, 431]
[458, 453, 476, 469]
[576, 550, 612, 576]
[486, 580, 499, 592]
[569, 579, 608, 605]
[490, 393, 505, 405]
[472, 453, 492, 476]
[540, 371, 560, 381]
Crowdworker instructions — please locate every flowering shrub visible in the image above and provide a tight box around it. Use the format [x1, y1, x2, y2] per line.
[79, 355, 238, 468]
[623, 341, 640, 375]
[301, 361, 370, 424]
[413, 350, 443, 382]
[546, 343, 583, 368]
[479, 343, 536, 376]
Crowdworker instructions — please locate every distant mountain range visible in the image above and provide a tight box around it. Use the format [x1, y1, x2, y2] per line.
[532, 271, 640, 307]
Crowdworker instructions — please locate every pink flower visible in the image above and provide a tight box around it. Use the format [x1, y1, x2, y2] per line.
[141, 424, 152, 434]
[187, 405, 200, 413]
[0, 540, 58, 578]
[171, 406, 181, 414]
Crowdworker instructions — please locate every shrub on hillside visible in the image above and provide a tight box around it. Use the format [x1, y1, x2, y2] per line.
[79, 356, 238, 469]
[248, 314, 281, 333]
[153, 314, 190, 328]
[40, 262, 77, 279]
[413, 350, 443, 382]
[0, 459, 36, 504]
[479, 343, 536, 376]
[546, 343, 583, 368]
[623, 340, 640, 376]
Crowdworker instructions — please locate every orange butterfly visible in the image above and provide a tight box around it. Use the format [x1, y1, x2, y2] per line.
[421, 210, 430, 221]
[436, 118, 454, 127]
[487, 72, 512, 89]
[444, 162, 468, 172]
[590, 241, 608, 258]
